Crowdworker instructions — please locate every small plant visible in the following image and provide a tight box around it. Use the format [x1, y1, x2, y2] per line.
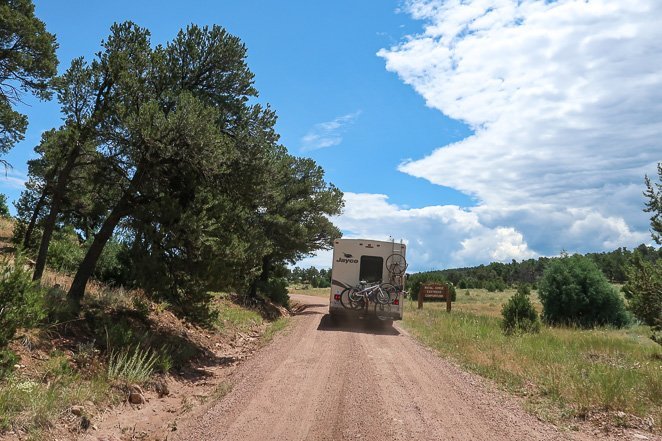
[132, 296, 150, 318]
[107, 346, 158, 385]
[538, 255, 630, 328]
[501, 285, 541, 334]
[155, 350, 173, 374]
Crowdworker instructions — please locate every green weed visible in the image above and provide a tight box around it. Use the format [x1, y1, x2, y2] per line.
[107, 346, 158, 385]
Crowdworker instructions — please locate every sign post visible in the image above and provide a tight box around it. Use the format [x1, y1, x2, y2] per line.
[418, 283, 452, 312]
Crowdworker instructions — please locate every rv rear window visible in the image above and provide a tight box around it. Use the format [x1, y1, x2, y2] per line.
[359, 256, 383, 283]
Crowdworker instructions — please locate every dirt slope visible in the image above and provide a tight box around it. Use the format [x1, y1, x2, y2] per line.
[171, 295, 653, 441]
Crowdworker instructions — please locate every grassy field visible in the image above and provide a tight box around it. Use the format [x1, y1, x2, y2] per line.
[402, 288, 661, 430]
[288, 286, 330, 298]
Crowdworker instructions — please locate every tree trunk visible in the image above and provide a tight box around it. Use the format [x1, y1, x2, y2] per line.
[67, 197, 128, 310]
[23, 189, 48, 249]
[248, 254, 273, 298]
[31, 196, 61, 280]
[66, 161, 146, 310]
[32, 148, 80, 281]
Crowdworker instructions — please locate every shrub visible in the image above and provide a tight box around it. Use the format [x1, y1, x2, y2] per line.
[92, 238, 131, 285]
[255, 276, 290, 307]
[622, 253, 662, 344]
[0, 255, 45, 378]
[0, 194, 9, 218]
[0, 349, 18, 379]
[0, 255, 46, 348]
[501, 285, 541, 334]
[47, 227, 84, 274]
[538, 255, 630, 328]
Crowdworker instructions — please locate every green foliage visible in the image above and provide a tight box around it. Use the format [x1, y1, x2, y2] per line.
[623, 252, 662, 344]
[287, 266, 332, 288]
[0, 348, 18, 379]
[538, 255, 630, 328]
[407, 272, 456, 301]
[501, 285, 541, 334]
[107, 346, 158, 385]
[0, 255, 45, 348]
[644, 162, 662, 244]
[15, 21, 342, 319]
[46, 227, 84, 273]
[45, 227, 129, 284]
[0, 0, 58, 158]
[0, 193, 9, 217]
[254, 276, 290, 307]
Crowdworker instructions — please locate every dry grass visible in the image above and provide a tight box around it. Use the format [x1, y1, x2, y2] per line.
[451, 288, 542, 317]
[0, 217, 14, 242]
[287, 286, 330, 298]
[404, 296, 661, 431]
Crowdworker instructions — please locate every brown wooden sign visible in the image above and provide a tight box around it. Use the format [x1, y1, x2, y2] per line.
[418, 283, 452, 312]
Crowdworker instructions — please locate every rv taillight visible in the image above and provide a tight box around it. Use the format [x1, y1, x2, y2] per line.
[393, 299, 399, 305]
[334, 294, 341, 301]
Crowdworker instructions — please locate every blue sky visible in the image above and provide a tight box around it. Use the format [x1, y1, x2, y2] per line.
[2, 1, 661, 271]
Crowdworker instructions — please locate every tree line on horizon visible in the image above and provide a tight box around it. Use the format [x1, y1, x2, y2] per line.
[414, 243, 662, 291]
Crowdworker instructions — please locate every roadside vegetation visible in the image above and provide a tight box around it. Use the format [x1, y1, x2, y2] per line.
[403, 165, 662, 433]
[0, 257, 290, 437]
[403, 288, 661, 432]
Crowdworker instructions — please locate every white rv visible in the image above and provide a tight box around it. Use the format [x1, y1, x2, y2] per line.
[329, 238, 407, 322]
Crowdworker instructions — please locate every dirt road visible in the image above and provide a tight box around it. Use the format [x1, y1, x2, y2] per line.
[171, 295, 604, 441]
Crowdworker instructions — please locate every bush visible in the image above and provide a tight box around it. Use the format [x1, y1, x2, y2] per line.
[538, 255, 630, 328]
[0, 348, 18, 379]
[47, 228, 84, 274]
[255, 276, 290, 307]
[501, 285, 541, 334]
[0, 255, 45, 348]
[0, 255, 45, 378]
[622, 253, 662, 344]
[0, 194, 9, 218]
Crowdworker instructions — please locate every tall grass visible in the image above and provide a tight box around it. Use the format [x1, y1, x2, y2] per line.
[0, 353, 113, 434]
[107, 346, 158, 385]
[403, 301, 661, 427]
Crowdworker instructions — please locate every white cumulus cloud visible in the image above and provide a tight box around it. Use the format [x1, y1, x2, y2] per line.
[298, 192, 537, 271]
[368, 0, 662, 263]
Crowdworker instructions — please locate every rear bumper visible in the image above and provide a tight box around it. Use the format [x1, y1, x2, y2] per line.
[329, 302, 403, 320]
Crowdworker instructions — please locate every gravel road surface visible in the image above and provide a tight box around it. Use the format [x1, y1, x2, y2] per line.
[172, 294, 614, 441]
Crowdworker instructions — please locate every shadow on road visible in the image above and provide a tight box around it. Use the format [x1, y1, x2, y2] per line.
[291, 303, 327, 316]
[316, 314, 400, 336]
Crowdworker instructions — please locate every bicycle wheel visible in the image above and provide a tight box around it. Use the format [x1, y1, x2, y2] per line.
[373, 286, 390, 304]
[379, 283, 398, 304]
[340, 288, 363, 310]
[386, 253, 408, 275]
[374, 301, 393, 320]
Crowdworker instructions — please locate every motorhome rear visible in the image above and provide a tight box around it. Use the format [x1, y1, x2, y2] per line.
[329, 238, 406, 321]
